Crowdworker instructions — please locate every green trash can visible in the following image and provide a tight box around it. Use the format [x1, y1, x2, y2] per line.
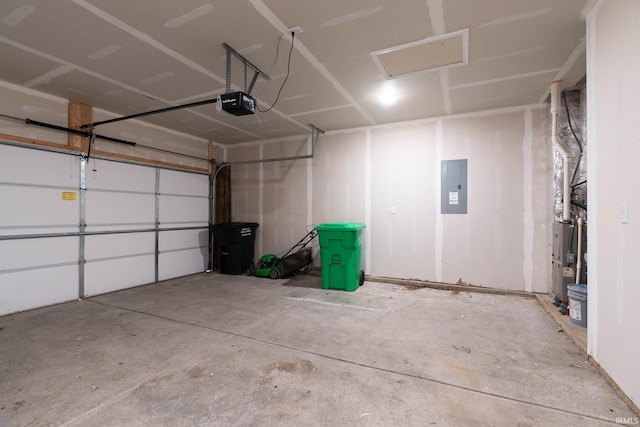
[315, 223, 365, 291]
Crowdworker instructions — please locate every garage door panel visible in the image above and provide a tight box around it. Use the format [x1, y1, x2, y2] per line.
[0, 144, 79, 187]
[159, 249, 207, 281]
[0, 237, 78, 271]
[85, 192, 155, 225]
[85, 232, 154, 260]
[84, 255, 155, 296]
[0, 186, 79, 230]
[159, 196, 208, 224]
[0, 265, 77, 316]
[86, 159, 155, 193]
[159, 229, 207, 252]
[159, 169, 208, 197]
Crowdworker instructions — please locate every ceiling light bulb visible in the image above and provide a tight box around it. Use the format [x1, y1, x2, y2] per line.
[377, 84, 399, 106]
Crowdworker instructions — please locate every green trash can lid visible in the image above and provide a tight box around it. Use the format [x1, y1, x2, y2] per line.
[315, 222, 366, 231]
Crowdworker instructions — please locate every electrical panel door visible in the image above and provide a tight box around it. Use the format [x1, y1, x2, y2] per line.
[441, 159, 467, 214]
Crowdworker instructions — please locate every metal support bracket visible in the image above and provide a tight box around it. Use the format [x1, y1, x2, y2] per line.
[222, 43, 270, 95]
[78, 156, 87, 299]
[310, 123, 325, 154]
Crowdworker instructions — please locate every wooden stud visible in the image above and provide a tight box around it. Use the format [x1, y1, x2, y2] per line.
[0, 133, 207, 173]
[68, 101, 92, 150]
[208, 141, 214, 174]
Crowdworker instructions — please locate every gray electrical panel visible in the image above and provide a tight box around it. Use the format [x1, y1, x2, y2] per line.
[551, 222, 587, 305]
[441, 159, 467, 214]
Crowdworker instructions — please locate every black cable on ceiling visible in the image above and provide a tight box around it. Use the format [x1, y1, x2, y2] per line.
[258, 31, 295, 113]
[269, 36, 282, 75]
[251, 35, 282, 100]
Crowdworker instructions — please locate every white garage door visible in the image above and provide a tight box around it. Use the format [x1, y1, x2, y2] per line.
[0, 141, 210, 315]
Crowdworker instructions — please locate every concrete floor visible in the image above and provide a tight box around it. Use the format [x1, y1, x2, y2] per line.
[0, 273, 635, 426]
[537, 294, 588, 356]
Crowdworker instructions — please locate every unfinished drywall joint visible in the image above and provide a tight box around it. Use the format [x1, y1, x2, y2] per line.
[426, 0, 452, 115]
[435, 120, 444, 282]
[364, 130, 372, 274]
[258, 144, 264, 257]
[306, 135, 313, 228]
[249, 0, 375, 125]
[616, 219, 626, 327]
[345, 157, 351, 219]
[551, 37, 586, 86]
[386, 161, 394, 256]
[439, 70, 452, 115]
[522, 109, 534, 292]
[427, 0, 446, 35]
[581, 0, 606, 19]
[72, 0, 226, 86]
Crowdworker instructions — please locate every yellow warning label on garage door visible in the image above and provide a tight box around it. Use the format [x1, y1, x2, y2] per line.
[62, 191, 77, 201]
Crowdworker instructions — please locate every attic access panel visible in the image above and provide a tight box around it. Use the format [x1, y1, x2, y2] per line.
[371, 29, 469, 79]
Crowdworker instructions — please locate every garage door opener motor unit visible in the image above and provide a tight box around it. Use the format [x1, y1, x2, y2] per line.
[217, 91, 256, 116]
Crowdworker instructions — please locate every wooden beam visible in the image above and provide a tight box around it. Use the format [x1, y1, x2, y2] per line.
[68, 101, 92, 150]
[0, 133, 208, 173]
[208, 141, 214, 174]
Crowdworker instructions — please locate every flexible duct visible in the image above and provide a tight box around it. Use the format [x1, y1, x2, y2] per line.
[550, 80, 571, 222]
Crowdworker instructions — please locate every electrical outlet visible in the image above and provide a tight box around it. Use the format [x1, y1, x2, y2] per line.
[288, 26, 303, 35]
[621, 202, 629, 224]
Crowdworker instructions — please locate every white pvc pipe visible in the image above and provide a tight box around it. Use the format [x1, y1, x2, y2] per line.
[550, 80, 571, 222]
[550, 80, 562, 115]
[576, 218, 583, 284]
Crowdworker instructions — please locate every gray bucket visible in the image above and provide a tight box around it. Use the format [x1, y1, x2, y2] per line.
[568, 284, 588, 327]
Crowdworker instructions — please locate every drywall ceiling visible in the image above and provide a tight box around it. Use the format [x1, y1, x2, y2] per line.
[0, 0, 587, 144]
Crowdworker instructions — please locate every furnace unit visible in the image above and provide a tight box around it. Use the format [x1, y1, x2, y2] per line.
[551, 222, 587, 311]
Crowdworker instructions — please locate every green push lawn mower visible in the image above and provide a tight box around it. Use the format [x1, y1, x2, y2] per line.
[247, 228, 317, 279]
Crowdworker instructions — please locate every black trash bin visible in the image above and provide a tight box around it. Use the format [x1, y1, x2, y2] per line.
[211, 222, 259, 275]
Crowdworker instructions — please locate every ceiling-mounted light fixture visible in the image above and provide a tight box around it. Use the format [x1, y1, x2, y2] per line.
[376, 83, 400, 107]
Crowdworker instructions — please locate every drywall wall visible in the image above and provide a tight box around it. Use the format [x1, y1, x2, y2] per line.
[0, 80, 212, 169]
[587, 0, 640, 407]
[262, 139, 311, 255]
[0, 81, 69, 145]
[229, 106, 552, 292]
[90, 108, 210, 170]
[226, 137, 312, 259]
